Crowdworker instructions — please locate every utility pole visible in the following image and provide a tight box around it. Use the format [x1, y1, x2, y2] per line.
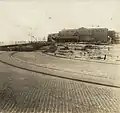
[28, 27, 38, 42]
[28, 32, 38, 43]
[43, 37, 46, 41]
[0, 41, 4, 45]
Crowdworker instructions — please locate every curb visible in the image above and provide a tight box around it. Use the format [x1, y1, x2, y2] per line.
[0, 56, 120, 89]
[11, 52, 106, 79]
[12, 52, 118, 80]
[8, 52, 120, 89]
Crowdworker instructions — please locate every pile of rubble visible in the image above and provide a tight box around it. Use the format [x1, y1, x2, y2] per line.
[40, 43, 120, 62]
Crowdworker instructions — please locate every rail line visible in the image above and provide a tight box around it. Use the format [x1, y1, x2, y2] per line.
[11, 52, 110, 80]
[0, 52, 120, 89]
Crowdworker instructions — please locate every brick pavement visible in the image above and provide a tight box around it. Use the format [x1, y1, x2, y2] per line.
[0, 62, 120, 113]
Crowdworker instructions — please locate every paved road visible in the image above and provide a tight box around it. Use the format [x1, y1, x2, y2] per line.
[0, 52, 120, 113]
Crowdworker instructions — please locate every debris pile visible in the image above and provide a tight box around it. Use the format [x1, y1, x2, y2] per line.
[43, 43, 120, 62]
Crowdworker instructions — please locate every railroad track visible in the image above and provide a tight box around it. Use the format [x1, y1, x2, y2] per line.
[7, 51, 120, 89]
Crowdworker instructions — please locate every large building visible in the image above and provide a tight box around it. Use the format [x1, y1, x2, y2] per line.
[90, 28, 108, 43]
[47, 27, 119, 44]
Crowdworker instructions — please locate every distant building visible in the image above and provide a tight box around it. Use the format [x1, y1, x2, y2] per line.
[47, 27, 119, 44]
[108, 30, 116, 38]
[112, 32, 120, 44]
[77, 27, 92, 35]
[59, 29, 77, 36]
[90, 28, 108, 43]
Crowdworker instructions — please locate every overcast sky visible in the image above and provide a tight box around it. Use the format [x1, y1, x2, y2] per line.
[0, 0, 120, 44]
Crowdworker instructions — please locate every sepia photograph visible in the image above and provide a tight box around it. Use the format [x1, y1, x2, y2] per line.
[0, 0, 120, 113]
